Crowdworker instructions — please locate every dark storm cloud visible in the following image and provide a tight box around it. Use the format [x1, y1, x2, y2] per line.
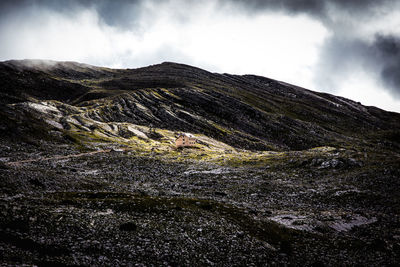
[220, 0, 394, 18]
[0, 0, 145, 29]
[315, 34, 400, 97]
[0, 0, 84, 17]
[5, 0, 388, 26]
[374, 35, 400, 97]
[220, 0, 325, 17]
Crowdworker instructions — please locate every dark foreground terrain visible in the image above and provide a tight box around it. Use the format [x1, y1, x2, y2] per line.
[0, 60, 399, 265]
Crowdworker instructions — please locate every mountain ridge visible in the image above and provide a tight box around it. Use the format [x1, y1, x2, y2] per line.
[1, 59, 399, 151]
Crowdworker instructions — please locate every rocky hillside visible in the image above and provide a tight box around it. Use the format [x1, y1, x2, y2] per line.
[1, 59, 399, 152]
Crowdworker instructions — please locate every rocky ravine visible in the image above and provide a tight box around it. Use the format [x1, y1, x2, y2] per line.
[0, 59, 399, 266]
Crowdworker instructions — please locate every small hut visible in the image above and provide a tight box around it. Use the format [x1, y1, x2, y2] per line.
[175, 133, 196, 148]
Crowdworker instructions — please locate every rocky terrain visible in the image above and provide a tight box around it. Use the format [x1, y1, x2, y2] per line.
[0, 59, 399, 266]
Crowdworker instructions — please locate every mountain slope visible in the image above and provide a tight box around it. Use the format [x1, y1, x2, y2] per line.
[1, 59, 399, 152]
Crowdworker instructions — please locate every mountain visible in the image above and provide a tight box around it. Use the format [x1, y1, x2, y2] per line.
[1, 59, 399, 152]
[0, 59, 399, 266]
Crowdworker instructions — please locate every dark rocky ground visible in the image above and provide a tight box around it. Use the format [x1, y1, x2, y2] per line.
[0, 60, 400, 266]
[1, 139, 399, 266]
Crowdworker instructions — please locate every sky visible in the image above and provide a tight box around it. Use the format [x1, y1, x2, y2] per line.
[1, 0, 400, 112]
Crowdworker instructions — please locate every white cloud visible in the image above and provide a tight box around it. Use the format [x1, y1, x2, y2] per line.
[335, 72, 400, 112]
[0, 1, 329, 88]
[126, 1, 329, 90]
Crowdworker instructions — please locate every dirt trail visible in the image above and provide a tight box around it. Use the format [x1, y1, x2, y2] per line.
[5, 149, 113, 167]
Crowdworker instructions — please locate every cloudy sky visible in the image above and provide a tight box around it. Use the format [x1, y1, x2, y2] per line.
[1, 0, 400, 112]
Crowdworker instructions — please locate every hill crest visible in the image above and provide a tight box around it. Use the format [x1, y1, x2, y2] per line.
[0, 59, 399, 152]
